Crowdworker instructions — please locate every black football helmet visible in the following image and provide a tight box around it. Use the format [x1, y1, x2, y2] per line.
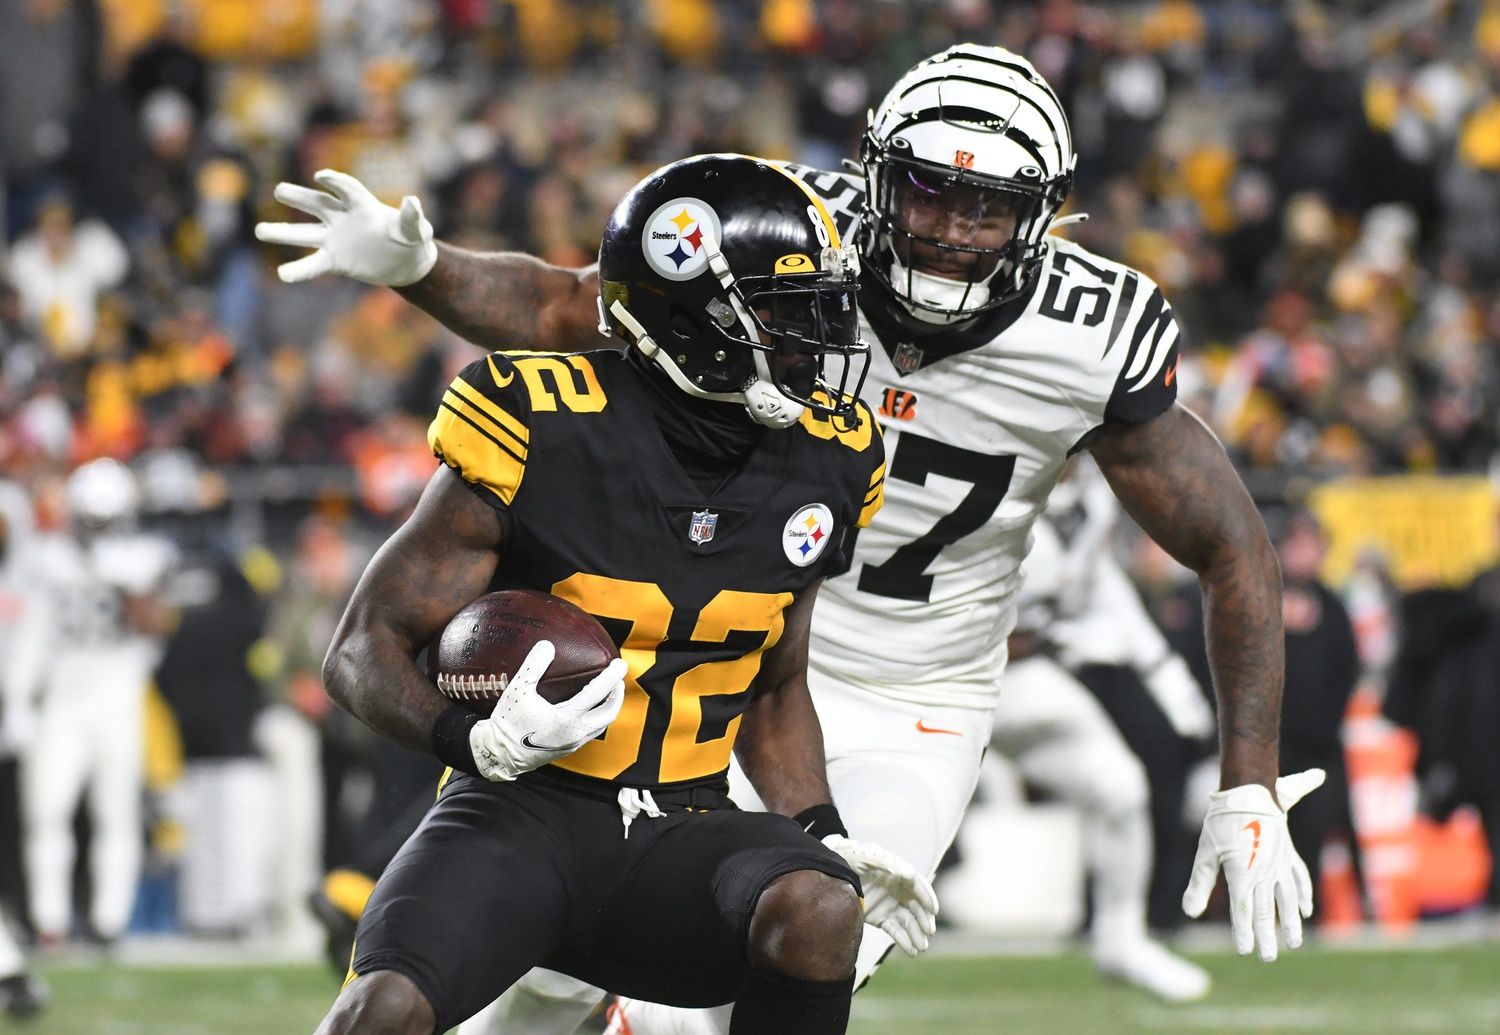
[598, 153, 868, 429]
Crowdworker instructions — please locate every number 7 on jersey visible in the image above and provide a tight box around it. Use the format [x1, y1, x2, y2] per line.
[855, 433, 1016, 602]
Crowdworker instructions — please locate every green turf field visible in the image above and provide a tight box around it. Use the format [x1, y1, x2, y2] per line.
[19, 944, 1500, 1035]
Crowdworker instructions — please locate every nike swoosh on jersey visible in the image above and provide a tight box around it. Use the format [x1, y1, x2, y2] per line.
[914, 719, 962, 736]
[487, 354, 515, 387]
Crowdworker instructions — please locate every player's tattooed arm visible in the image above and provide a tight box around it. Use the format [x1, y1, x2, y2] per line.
[735, 581, 837, 817]
[323, 468, 503, 753]
[1090, 403, 1284, 794]
[397, 243, 606, 352]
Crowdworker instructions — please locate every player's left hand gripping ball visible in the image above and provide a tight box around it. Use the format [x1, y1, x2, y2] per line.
[1182, 769, 1326, 961]
[468, 641, 629, 782]
[822, 835, 939, 957]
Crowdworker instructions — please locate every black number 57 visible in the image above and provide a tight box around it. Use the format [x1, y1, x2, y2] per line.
[1038, 251, 1118, 327]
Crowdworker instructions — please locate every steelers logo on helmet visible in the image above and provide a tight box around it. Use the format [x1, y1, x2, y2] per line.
[783, 503, 835, 567]
[641, 197, 724, 282]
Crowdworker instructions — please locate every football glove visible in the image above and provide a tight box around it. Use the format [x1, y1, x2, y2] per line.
[255, 169, 437, 286]
[822, 834, 939, 957]
[468, 641, 628, 783]
[1181, 768, 1326, 961]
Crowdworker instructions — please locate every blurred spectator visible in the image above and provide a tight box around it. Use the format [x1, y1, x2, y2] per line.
[1387, 526, 1500, 909]
[1096, 28, 1168, 182]
[0, 0, 98, 238]
[6, 193, 128, 362]
[267, 514, 370, 867]
[154, 551, 269, 762]
[133, 89, 261, 351]
[1273, 508, 1366, 922]
[123, 7, 209, 119]
[154, 546, 276, 935]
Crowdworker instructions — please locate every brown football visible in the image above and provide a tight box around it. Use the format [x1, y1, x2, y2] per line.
[427, 590, 620, 713]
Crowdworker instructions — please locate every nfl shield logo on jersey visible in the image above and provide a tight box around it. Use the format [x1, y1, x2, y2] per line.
[688, 510, 718, 544]
[892, 342, 924, 374]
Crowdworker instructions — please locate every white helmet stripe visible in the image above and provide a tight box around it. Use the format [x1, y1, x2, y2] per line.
[896, 75, 1068, 144]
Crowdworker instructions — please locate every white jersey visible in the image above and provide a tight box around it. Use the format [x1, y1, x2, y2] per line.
[790, 167, 1182, 710]
[33, 529, 174, 692]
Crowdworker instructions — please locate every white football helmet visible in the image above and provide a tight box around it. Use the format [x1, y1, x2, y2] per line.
[861, 45, 1076, 324]
[66, 458, 141, 529]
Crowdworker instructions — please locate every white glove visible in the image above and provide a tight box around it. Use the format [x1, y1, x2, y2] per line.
[255, 169, 438, 286]
[822, 834, 939, 957]
[468, 641, 629, 782]
[1182, 768, 1326, 961]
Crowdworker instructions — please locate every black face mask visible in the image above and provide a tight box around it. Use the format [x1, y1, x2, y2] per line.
[627, 350, 766, 493]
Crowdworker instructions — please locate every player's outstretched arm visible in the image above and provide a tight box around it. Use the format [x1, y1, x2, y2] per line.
[256, 169, 603, 351]
[322, 467, 505, 753]
[400, 243, 604, 353]
[1091, 403, 1321, 961]
[1090, 404, 1281, 789]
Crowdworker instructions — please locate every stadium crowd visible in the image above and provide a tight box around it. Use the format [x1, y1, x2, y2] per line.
[1, 0, 1498, 994]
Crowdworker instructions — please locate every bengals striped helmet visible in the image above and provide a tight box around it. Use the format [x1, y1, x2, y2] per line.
[861, 46, 1076, 324]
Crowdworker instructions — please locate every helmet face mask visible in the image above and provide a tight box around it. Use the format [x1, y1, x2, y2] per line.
[733, 261, 862, 406]
[599, 155, 869, 429]
[861, 46, 1076, 324]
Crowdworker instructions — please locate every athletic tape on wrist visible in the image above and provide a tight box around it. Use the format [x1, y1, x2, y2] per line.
[793, 803, 848, 841]
[431, 706, 483, 777]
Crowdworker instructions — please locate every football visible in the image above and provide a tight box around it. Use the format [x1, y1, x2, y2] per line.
[427, 590, 620, 713]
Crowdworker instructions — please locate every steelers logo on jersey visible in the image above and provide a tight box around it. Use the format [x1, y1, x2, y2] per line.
[783, 504, 835, 567]
[642, 197, 723, 282]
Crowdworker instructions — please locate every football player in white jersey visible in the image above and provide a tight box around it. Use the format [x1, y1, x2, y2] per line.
[14, 459, 175, 948]
[260, 44, 1323, 1029]
[0, 482, 49, 1018]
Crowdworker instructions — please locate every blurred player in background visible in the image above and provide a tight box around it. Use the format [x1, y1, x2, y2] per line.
[0, 480, 48, 1018]
[13, 459, 175, 949]
[992, 459, 1215, 1001]
[262, 45, 1324, 1033]
[1039, 458, 1220, 928]
[310, 155, 934, 1035]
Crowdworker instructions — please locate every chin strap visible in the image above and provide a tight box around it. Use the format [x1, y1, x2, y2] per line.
[887, 257, 996, 326]
[606, 300, 803, 428]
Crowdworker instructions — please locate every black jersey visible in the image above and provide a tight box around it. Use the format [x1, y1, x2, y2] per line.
[427, 349, 885, 791]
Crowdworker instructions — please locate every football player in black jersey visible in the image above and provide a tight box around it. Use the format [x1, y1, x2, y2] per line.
[266, 45, 1315, 1025]
[309, 155, 934, 1035]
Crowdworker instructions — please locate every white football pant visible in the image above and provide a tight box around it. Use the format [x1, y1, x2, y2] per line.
[989, 654, 1153, 959]
[21, 653, 150, 940]
[0, 906, 24, 977]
